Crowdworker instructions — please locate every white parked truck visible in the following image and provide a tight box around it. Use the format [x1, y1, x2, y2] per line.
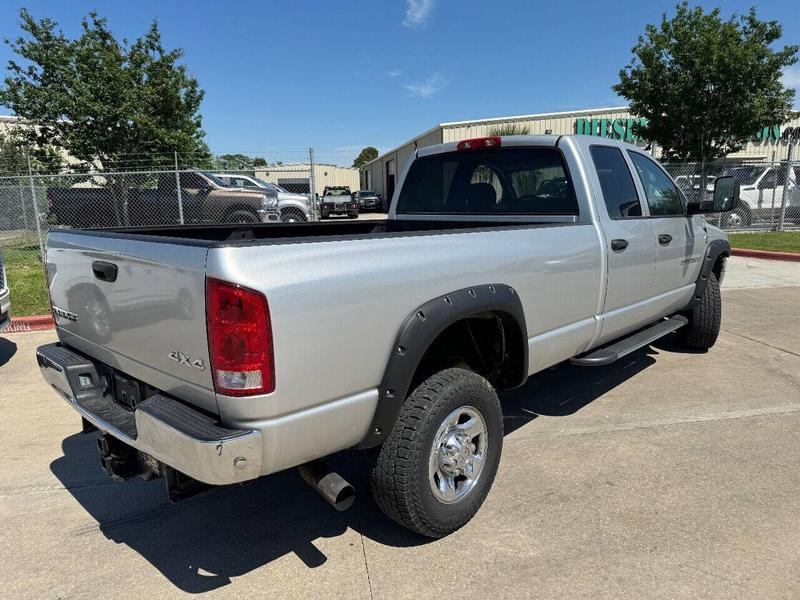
[37, 135, 738, 537]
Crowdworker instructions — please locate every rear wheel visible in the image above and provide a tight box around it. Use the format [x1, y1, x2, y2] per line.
[679, 272, 721, 350]
[370, 368, 503, 538]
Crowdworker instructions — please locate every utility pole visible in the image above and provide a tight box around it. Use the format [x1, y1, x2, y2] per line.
[778, 142, 794, 231]
[26, 151, 45, 260]
[175, 151, 185, 225]
[308, 147, 318, 221]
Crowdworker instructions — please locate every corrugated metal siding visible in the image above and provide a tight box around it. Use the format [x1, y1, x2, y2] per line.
[441, 108, 633, 142]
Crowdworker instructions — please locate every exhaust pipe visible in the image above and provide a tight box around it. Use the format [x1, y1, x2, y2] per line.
[298, 459, 356, 511]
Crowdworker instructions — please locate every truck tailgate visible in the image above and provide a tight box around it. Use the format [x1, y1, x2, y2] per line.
[46, 231, 218, 414]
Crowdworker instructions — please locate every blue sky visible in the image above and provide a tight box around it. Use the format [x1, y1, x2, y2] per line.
[1, 0, 798, 165]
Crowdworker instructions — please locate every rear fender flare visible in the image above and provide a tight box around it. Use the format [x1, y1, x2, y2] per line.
[357, 284, 527, 449]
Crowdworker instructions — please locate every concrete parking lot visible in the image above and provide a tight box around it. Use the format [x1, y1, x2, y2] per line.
[1, 257, 798, 599]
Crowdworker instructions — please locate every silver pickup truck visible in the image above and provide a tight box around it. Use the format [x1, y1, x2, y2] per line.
[37, 135, 738, 537]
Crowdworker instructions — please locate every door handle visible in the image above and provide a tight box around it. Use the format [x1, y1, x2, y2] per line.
[658, 234, 673, 245]
[92, 261, 118, 282]
[610, 239, 628, 251]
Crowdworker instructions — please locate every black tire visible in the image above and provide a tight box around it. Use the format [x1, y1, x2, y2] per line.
[280, 207, 307, 223]
[370, 368, 503, 538]
[348, 213, 359, 219]
[679, 272, 721, 350]
[225, 209, 259, 224]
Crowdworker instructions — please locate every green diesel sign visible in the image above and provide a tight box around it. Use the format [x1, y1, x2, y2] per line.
[574, 117, 648, 141]
[575, 117, 791, 144]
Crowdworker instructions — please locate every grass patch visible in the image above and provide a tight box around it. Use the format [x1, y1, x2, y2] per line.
[729, 232, 800, 254]
[3, 244, 50, 316]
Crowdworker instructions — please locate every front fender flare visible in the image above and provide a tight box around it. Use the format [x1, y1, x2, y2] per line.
[687, 238, 730, 309]
[357, 284, 527, 449]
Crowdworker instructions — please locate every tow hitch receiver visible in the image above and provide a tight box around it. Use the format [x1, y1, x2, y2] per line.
[96, 432, 211, 501]
[97, 433, 160, 482]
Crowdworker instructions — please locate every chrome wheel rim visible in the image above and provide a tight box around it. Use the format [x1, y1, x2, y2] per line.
[727, 212, 743, 228]
[428, 406, 488, 504]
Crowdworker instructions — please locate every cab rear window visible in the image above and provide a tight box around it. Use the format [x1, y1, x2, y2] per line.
[395, 148, 578, 216]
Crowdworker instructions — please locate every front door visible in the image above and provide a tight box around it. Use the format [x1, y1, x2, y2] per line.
[627, 151, 705, 300]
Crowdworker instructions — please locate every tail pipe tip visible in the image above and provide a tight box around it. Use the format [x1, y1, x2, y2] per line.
[298, 460, 356, 512]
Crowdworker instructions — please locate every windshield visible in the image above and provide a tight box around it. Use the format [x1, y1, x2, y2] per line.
[325, 188, 351, 196]
[360, 191, 377, 197]
[724, 166, 765, 185]
[253, 179, 288, 193]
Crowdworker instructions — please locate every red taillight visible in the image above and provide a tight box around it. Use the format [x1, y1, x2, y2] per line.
[206, 278, 274, 396]
[456, 136, 501, 151]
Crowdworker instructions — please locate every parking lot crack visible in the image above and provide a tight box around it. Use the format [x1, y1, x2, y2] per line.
[722, 328, 800, 358]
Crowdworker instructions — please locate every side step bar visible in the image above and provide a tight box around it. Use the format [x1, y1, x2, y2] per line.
[571, 315, 688, 367]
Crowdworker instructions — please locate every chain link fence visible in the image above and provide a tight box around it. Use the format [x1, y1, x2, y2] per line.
[0, 153, 324, 316]
[663, 156, 800, 232]
[0, 149, 798, 318]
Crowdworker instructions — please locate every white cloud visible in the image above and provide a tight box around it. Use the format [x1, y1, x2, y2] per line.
[386, 69, 405, 78]
[403, 0, 435, 28]
[782, 65, 800, 90]
[404, 73, 447, 99]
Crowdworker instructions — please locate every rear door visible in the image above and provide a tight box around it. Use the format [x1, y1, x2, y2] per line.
[585, 144, 657, 343]
[46, 231, 218, 413]
[627, 151, 704, 300]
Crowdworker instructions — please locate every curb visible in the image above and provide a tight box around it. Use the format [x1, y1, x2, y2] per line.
[731, 248, 800, 263]
[2, 314, 54, 334]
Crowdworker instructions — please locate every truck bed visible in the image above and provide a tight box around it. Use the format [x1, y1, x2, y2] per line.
[70, 218, 570, 246]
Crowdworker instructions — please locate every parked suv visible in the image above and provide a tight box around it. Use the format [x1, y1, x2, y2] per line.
[215, 174, 312, 223]
[0, 248, 10, 331]
[353, 190, 383, 212]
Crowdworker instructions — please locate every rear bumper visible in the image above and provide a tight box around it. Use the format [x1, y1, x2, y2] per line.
[36, 343, 262, 485]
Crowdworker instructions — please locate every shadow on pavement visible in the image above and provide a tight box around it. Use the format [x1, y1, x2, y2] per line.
[0, 336, 17, 368]
[50, 342, 669, 593]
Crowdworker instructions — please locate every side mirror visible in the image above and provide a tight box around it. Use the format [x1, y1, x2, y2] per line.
[687, 176, 739, 214]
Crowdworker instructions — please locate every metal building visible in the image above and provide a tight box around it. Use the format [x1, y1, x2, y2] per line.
[360, 106, 800, 200]
[255, 163, 360, 195]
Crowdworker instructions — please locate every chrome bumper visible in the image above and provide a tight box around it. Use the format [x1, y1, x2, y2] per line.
[36, 343, 263, 485]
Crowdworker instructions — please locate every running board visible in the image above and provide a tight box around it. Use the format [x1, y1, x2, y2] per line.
[570, 315, 688, 367]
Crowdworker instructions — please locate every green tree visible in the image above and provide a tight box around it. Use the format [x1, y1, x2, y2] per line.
[614, 3, 797, 194]
[352, 146, 378, 168]
[214, 153, 253, 170]
[252, 156, 267, 167]
[0, 10, 211, 222]
[0, 133, 28, 175]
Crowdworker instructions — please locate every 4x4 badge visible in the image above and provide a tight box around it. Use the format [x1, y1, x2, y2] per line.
[168, 349, 205, 370]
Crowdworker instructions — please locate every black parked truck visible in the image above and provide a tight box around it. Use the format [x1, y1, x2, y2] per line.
[47, 171, 277, 228]
[320, 186, 359, 219]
